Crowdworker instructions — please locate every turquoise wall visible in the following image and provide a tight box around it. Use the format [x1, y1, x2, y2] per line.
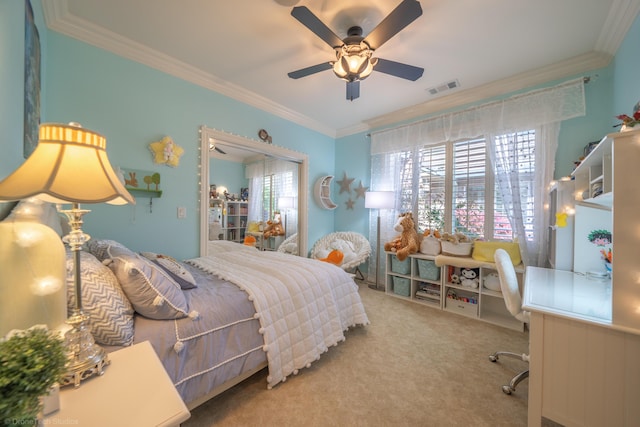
[612, 11, 640, 123]
[210, 157, 247, 199]
[0, 0, 40, 217]
[1, 0, 638, 259]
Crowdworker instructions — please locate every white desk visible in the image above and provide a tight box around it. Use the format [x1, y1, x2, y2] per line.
[45, 341, 190, 427]
[524, 267, 640, 427]
[523, 267, 612, 326]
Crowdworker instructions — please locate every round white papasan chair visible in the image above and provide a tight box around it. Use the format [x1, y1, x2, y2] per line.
[276, 233, 299, 255]
[310, 231, 371, 280]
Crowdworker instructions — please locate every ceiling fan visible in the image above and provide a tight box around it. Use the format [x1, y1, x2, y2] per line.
[288, 0, 424, 101]
[208, 137, 226, 154]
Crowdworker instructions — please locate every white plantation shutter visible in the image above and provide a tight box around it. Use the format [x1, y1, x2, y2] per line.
[452, 138, 487, 237]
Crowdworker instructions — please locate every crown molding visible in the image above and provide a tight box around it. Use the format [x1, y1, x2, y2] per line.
[44, 0, 630, 140]
[43, 0, 337, 138]
[595, 0, 640, 53]
[361, 51, 612, 132]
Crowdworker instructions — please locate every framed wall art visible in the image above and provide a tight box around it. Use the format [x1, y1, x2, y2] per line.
[23, 0, 40, 158]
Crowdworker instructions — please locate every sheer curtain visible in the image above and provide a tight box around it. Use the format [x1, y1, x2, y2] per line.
[369, 78, 585, 272]
[245, 161, 264, 224]
[245, 158, 299, 233]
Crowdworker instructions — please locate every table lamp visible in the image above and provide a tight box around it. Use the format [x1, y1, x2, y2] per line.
[365, 191, 395, 290]
[0, 122, 135, 387]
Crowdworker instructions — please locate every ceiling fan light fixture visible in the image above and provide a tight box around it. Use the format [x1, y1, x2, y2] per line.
[332, 42, 376, 82]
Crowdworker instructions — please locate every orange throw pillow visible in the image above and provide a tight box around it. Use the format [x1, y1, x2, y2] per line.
[243, 235, 256, 246]
[319, 249, 344, 265]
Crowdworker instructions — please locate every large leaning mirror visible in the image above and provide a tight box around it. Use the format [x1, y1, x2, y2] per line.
[199, 126, 309, 257]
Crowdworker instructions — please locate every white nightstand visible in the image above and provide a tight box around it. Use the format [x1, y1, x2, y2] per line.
[44, 340, 190, 427]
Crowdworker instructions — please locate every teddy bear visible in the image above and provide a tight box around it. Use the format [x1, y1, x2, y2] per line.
[263, 212, 285, 239]
[384, 212, 420, 261]
[460, 268, 479, 288]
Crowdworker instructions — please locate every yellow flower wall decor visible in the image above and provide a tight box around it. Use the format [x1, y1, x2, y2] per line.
[149, 136, 184, 167]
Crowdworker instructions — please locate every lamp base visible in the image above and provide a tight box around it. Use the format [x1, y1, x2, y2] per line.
[59, 312, 109, 388]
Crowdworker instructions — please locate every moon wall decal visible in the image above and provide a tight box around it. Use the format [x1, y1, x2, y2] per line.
[314, 175, 337, 210]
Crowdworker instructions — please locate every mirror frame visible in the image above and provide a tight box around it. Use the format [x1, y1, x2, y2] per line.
[199, 125, 309, 257]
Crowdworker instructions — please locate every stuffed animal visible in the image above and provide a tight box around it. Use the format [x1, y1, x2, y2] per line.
[243, 235, 256, 247]
[384, 212, 420, 261]
[263, 212, 285, 238]
[483, 272, 501, 292]
[318, 249, 344, 266]
[316, 239, 356, 266]
[460, 268, 479, 288]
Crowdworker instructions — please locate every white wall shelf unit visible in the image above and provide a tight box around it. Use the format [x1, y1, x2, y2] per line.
[385, 252, 525, 331]
[571, 128, 640, 331]
[314, 176, 337, 210]
[222, 200, 248, 243]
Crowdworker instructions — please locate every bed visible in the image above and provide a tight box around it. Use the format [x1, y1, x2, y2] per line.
[1, 199, 369, 409]
[79, 238, 369, 410]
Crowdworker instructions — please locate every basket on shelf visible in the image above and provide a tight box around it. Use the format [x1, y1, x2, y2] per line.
[440, 241, 473, 256]
[390, 254, 411, 275]
[392, 276, 410, 296]
[417, 259, 441, 280]
[420, 237, 441, 255]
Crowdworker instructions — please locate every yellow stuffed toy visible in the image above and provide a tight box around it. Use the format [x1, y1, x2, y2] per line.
[149, 136, 184, 167]
[384, 212, 420, 261]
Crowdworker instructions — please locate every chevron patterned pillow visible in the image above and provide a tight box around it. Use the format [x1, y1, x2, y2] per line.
[65, 250, 134, 346]
[85, 239, 129, 261]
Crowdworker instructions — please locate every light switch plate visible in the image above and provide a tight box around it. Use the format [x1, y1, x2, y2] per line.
[177, 207, 186, 219]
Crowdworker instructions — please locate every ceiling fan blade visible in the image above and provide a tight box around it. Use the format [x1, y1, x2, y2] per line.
[291, 6, 343, 48]
[346, 81, 360, 101]
[374, 58, 424, 81]
[288, 62, 332, 79]
[364, 0, 423, 50]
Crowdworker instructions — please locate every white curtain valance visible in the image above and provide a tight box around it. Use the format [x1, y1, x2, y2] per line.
[371, 78, 585, 154]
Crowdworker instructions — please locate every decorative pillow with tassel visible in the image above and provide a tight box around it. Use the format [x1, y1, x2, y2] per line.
[106, 245, 198, 320]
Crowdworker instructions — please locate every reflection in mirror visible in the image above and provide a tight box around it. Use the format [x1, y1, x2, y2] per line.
[199, 126, 308, 257]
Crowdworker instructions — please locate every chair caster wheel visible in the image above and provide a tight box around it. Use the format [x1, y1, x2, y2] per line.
[489, 354, 498, 362]
[502, 385, 513, 395]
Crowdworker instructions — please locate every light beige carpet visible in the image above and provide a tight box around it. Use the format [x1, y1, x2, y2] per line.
[183, 281, 529, 427]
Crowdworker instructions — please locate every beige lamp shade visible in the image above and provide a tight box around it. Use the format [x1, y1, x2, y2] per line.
[0, 123, 134, 205]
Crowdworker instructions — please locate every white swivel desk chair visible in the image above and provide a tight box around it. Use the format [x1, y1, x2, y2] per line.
[489, 248, 530, 394]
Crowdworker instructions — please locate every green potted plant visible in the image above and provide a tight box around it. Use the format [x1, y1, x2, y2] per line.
[0, 326, 67, 425]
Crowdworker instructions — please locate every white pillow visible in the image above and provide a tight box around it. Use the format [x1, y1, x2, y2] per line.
[106, 245, 195, 320]
[66, 250, 134, 346]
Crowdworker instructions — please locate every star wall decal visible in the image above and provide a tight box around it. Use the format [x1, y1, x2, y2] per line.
[149, 136, 184, 167]
[345, 198, 355, 210]
[336, 171, 354, 194]
[354, 180, 368, 199]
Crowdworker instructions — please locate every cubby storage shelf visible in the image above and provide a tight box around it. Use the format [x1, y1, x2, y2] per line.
[384, 252, 526, 331]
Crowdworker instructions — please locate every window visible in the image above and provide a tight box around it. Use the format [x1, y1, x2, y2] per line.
[396, 130, 537, 242]
[261, 170, 295, 221]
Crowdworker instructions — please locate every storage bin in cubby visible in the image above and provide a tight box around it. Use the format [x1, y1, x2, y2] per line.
[392, 276, 410, 297]
[417, 259, 440, 281]
[390, 255, 410, 275]
[445, 288, 478, 317]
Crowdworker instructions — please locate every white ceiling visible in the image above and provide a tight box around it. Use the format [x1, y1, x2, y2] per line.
[43, 0, 639, 138]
